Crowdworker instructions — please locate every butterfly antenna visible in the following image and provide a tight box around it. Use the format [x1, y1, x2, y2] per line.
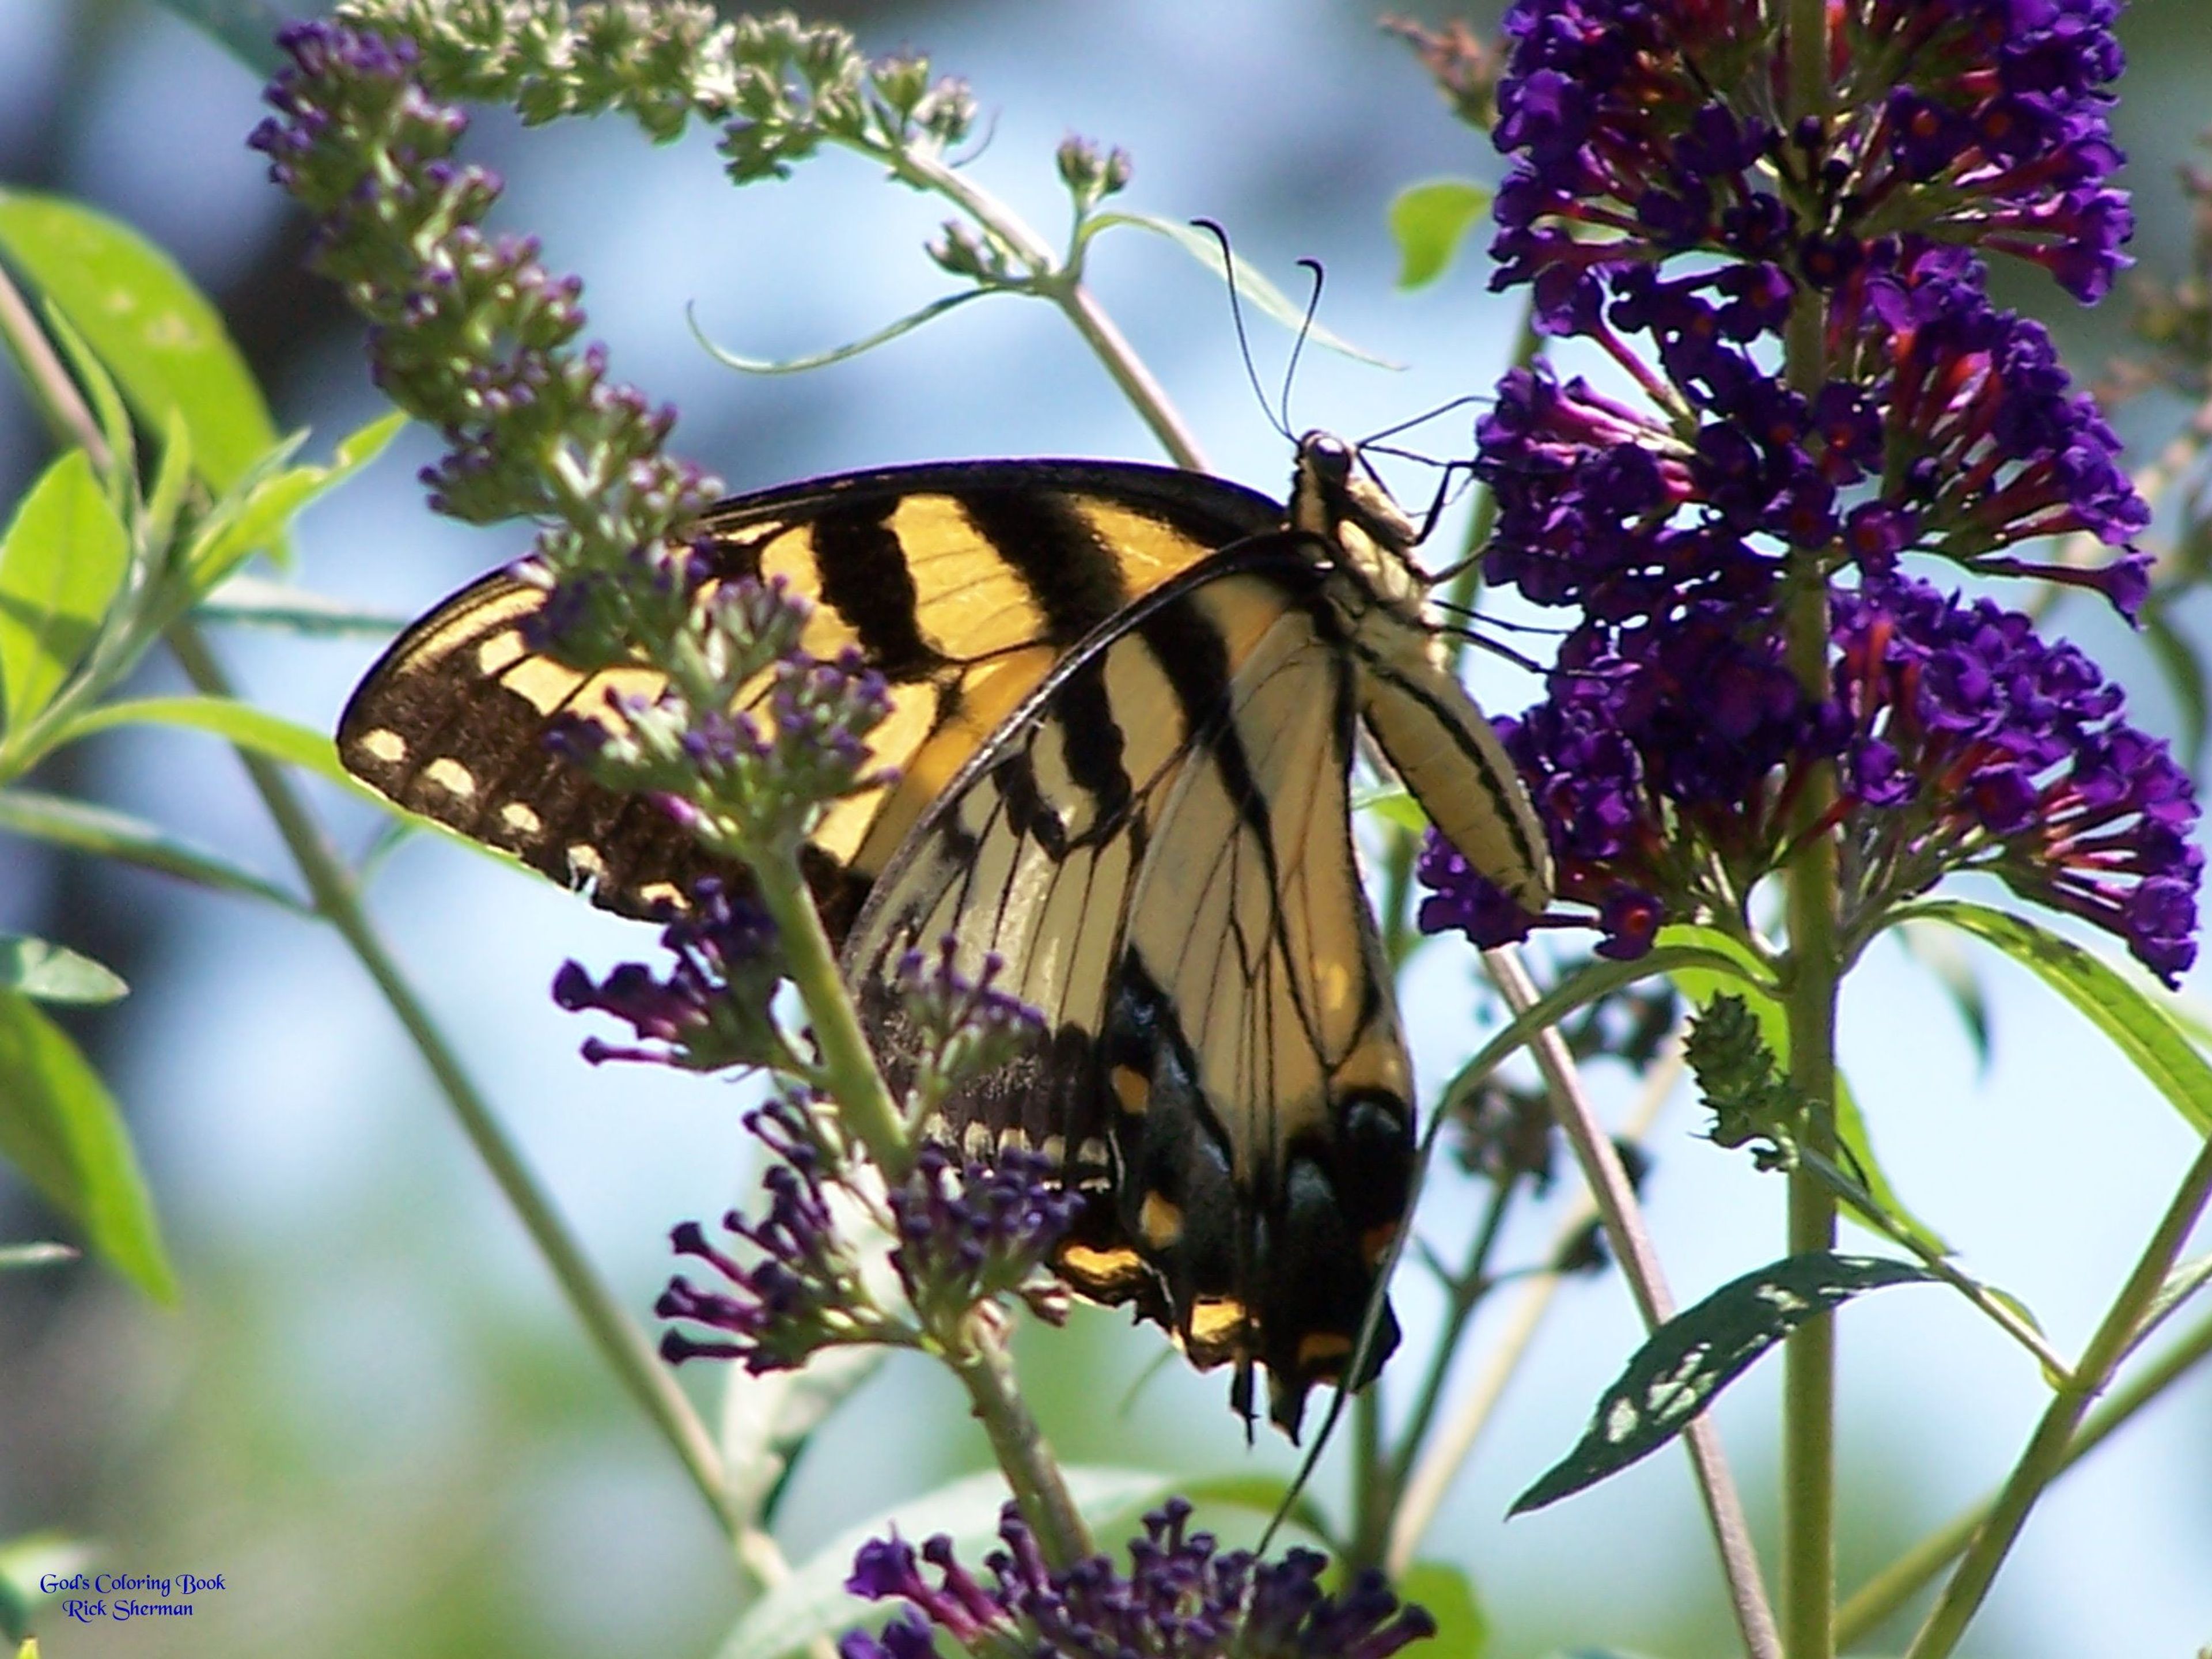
[1280, 258, 1326, 438]
[1360, 393, 1484, 448]
[1195, 217, 1291, 444]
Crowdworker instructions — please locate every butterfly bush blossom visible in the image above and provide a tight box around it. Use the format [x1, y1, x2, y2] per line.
[1420, 0, 2201, 983]
[840, 1501, 1437, 1659]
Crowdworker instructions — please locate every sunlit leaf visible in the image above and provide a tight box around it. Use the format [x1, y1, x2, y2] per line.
[0, 449, 129, 734]
[0, 787, 305, 912]
[184, 410, 405, 585]
[1389, 179, 1491, 290]
[0, 934, 126, 1005]
[0, 191, 277, 490]
[1896, 899, 2212, 1137]
[0, 989, 172, 1300]
[52, 694, 351, 787]
[1513, 1253, 1937, 1513]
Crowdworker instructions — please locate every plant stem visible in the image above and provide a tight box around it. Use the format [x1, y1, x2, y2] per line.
[948, 1312, 1093, 1570]
[1903, 1131, 2212, 1659]
[884, 146, 1207, 472]
[1487, 946, 1781, 1659]
[747, 846, 910, 1178]
[1385, 1030, 1684, 1577]
[1836, 1303, 2212, 1645]
[1779, 6, 1840, 1652]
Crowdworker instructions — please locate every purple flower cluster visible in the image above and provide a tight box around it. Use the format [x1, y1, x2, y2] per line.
[251, 18, 718, 590]
[657, 1100, 1082, 1372]
[552, 877, 786, 1070]
[889, 1145, 1080, 1327]
[1424, 575, 2200, 982]
[1831, 579, 2200, 980]
[660, 1094, 876, 1373]
[1419, 1, 2198, 987]
[884, 940, 1049, 1106]
[1477, 244, 2149, 630]
[841, 1501, 1436, 1659]
[1493, 0, 2131, 309]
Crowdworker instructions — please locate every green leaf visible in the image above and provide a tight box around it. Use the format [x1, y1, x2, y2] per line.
[1666, 925, 1950, 1257]
[715, 1466, 1176, 1659]
[0, 191, 278, 491]
[52, 694, 353, 788]
[1087, 213, 1393, 366]
[720, 1346, 884, 1529]
[1512, 1253, 1938, 1513]
[0, 787, 306, 912]
[692, 290, 989, 374]
[1442, 940, 1757, 1111]
[1896, 899, 2212, 1137]
[39, 304, 135, 495]
[1398, 1560, 1486, 1656]
[184, 410, 405, 585]
[2127, 1252, 2212, 1363]
[1388, 179, 1492, 290]
[0, 449, 130, 733]
[0, 935, 126, 1005]
[143, 406, 195, 553]
[196, 574, 411, 638]
[0, 989, 172, 1300]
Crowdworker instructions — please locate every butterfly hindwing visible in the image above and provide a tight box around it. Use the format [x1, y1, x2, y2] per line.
[842, 542, 1415, 1432]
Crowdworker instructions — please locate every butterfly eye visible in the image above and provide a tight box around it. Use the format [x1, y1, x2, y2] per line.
[1300, 431, 1353, 482]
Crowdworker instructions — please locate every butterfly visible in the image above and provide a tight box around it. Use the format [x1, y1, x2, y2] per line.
[339, 433, 1551, 1434]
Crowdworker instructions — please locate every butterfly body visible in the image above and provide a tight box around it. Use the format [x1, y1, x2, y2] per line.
[340, 437, 1550, 1433]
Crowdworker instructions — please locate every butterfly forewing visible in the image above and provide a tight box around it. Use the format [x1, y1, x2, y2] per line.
[339, 461, 1284, 927]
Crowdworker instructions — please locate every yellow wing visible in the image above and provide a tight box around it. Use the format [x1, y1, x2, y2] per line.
[338, 460, 1286, 934]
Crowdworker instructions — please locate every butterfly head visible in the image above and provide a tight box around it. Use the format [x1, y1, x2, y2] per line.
[1288, 431, 1425, 609]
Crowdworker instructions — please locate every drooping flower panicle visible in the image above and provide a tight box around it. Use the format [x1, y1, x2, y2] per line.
[1418, 0, 2196, 987]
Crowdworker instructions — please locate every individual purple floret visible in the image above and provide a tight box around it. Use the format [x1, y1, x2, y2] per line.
[842, 1501, 1437, 1659]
